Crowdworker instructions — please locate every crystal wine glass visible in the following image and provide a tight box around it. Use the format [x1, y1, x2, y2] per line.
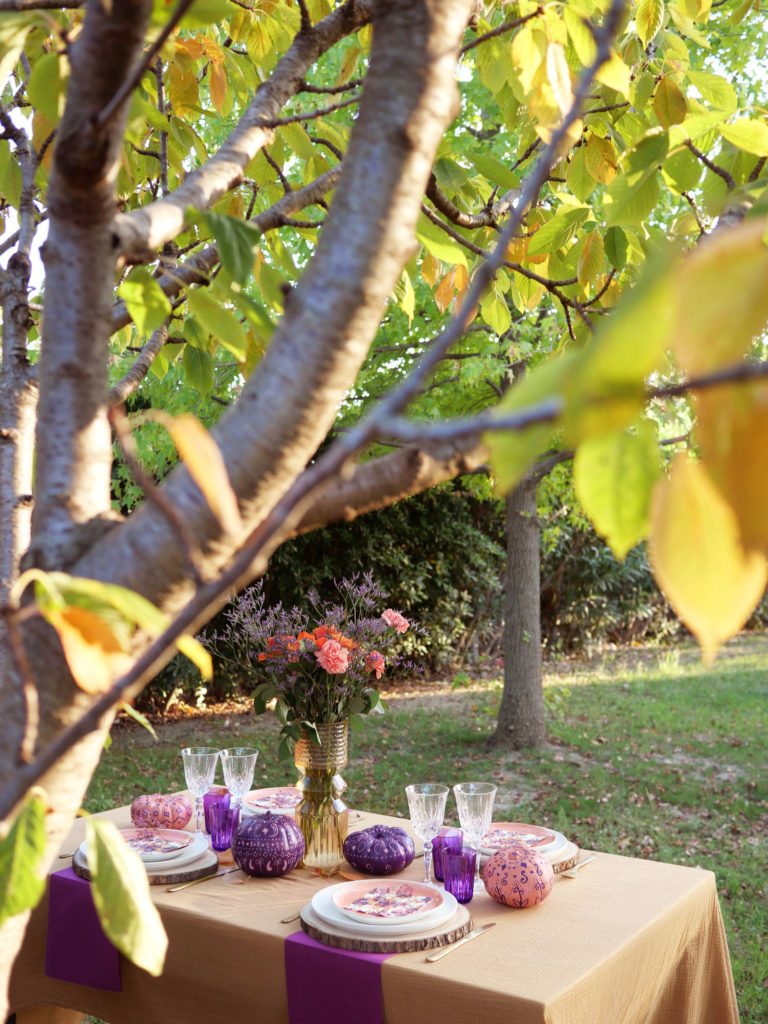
[405, 783, 449, 886]
[220, 747, 259, 809]
[181, 747, 220, 836]
[453, 781, 497, 891]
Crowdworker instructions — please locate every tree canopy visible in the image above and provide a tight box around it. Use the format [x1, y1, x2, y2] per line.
[2, 0, 768, 1004]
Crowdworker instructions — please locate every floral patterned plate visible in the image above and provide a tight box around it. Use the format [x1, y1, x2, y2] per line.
[331, 880, 443, 925]
[480, 822, 567, 858]
[243, 787, 302, 815]
[79, 828, 193, 864]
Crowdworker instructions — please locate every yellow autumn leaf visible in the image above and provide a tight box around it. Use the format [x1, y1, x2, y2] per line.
[43, 606, 132, 694]
[434, 270, 456, 313]
[648, 453, 767, 663]
[695, 382, 768, 553]
[545, 43, 572, 116]
[672, 218, 768, 376]
[422, 252, 440, 287]
[166, 415, 242, 538]
[209, 60, 227, 115]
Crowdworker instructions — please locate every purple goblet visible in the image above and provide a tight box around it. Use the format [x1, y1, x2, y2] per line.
[209, 803, 240, 852]
[203, 786, 230, 833]
[432, 827, 463, 882]
[443, 846, 477, 904]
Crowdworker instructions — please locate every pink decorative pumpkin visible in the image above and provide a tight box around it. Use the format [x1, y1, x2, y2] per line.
[130, 793, 193, 830]
[483, 841, 554, 908]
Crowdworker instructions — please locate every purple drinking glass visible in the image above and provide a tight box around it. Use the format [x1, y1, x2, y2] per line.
[432, 827, 463, 882]
[209, 803, 240, 852]
[443, 846, 477, 904]
[203, 787, 230, 833]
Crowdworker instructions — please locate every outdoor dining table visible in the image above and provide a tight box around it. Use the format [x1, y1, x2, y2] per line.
[9, 805, 740, 1024]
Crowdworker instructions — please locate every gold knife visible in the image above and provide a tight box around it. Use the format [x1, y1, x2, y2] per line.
[166, 867, 241, 892]
[425, 922, 496, 962]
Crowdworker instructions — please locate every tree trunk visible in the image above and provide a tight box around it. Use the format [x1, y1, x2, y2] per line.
[490, 474, 545, 749]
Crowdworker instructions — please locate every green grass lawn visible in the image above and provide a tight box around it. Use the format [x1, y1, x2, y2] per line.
[85, 635, 768, 1023]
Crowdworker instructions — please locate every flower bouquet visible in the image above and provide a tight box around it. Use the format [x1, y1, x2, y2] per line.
[208, 573, 414, 760]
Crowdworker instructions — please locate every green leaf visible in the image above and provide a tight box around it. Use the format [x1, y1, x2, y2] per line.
[685, 71, 737, 113]
[415, 215, 469, 268]
[604, 226, 629, 271]
[636, 0, 665, 48]
[187, 289, 249, 359]
[720, 119, 768, 158]
[563, 6, 596, 66]
[118, 702, 158, 740]
[87, 819, 168, 977]
[662, 147, 702, 192]
[27, 52, 61, 123]
[177, 0, 229, 27]
[594, 51, 631, 99]
[480, 286, 512, 335]
[200, 211, 261, 285]
[0, 16, 32, 86]
[486, 352, 579, 494]
[470, 154, 521, 192]
[526, 206, 589, 256]
[0, 793, 46, 928]
[183, 342, 215, 394]
[604, 168, 659, 227]
[117, 270, 172, 336]
[562, 247, 675, 441]
[566, 146, 596, 202]
[574, 420, 662, 559]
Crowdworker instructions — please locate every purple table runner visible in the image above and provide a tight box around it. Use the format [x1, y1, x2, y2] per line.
[45, 868, 123, 991]
[285, 931, 394, 1024]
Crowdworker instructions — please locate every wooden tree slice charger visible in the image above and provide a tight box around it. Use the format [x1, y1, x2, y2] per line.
[300, 902, 472, 953]
[71, 846, 219, 886]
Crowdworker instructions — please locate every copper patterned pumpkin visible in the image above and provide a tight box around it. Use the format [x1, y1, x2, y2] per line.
[483, 841, 554, 908]
[231, 811, 305, 877]
[130, 793, 193, 830]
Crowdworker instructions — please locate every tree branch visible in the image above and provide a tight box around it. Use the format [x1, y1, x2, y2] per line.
[110, 165, 342, 333]
[112, 1, 374, 262]
[685, 139, 736, 191]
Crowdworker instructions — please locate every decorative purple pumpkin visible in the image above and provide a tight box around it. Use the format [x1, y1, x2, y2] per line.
[343, 825, 415, 875]
[483, 841, 554, 908]
[231, 811, 305, 877]
[130, 793, 193, 830]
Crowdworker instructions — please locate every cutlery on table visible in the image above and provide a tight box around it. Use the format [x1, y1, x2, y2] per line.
[560, 854, 597, 879]
[425, 922, 496, 962]
[166, 867, 241, 892]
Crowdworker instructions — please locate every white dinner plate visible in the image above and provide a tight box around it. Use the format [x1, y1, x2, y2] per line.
[311, 882, 458, 938]
[79, 832, 208, 871]
[332, 879, 444, 925]
[481, 825, 568, 861]
[243, 787, 302, 816]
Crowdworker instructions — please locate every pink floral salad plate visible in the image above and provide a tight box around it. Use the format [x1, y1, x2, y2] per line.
[480, 822, 567, 859]
[243, 787, 302, 815]
[331, 880, 444, 925]
[80, 828, 194, 865]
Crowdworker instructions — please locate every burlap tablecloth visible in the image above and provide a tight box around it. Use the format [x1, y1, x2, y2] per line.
[10, 806, 739, 1024]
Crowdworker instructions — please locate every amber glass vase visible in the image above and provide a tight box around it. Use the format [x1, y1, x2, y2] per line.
[294, 721, 349, 875]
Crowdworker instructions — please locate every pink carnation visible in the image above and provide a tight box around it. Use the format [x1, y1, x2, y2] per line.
[382, 609, 409, 634]
[366, 650, 385, 679]
[315, 639, 349, 674]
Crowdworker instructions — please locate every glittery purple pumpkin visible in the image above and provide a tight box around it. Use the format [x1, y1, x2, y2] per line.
[343, 825, 415, 875]
[231, 811, 305, 877]
[483, 841, 554, 908]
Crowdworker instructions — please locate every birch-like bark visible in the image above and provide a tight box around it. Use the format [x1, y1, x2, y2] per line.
[29, 0, 154, 570]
